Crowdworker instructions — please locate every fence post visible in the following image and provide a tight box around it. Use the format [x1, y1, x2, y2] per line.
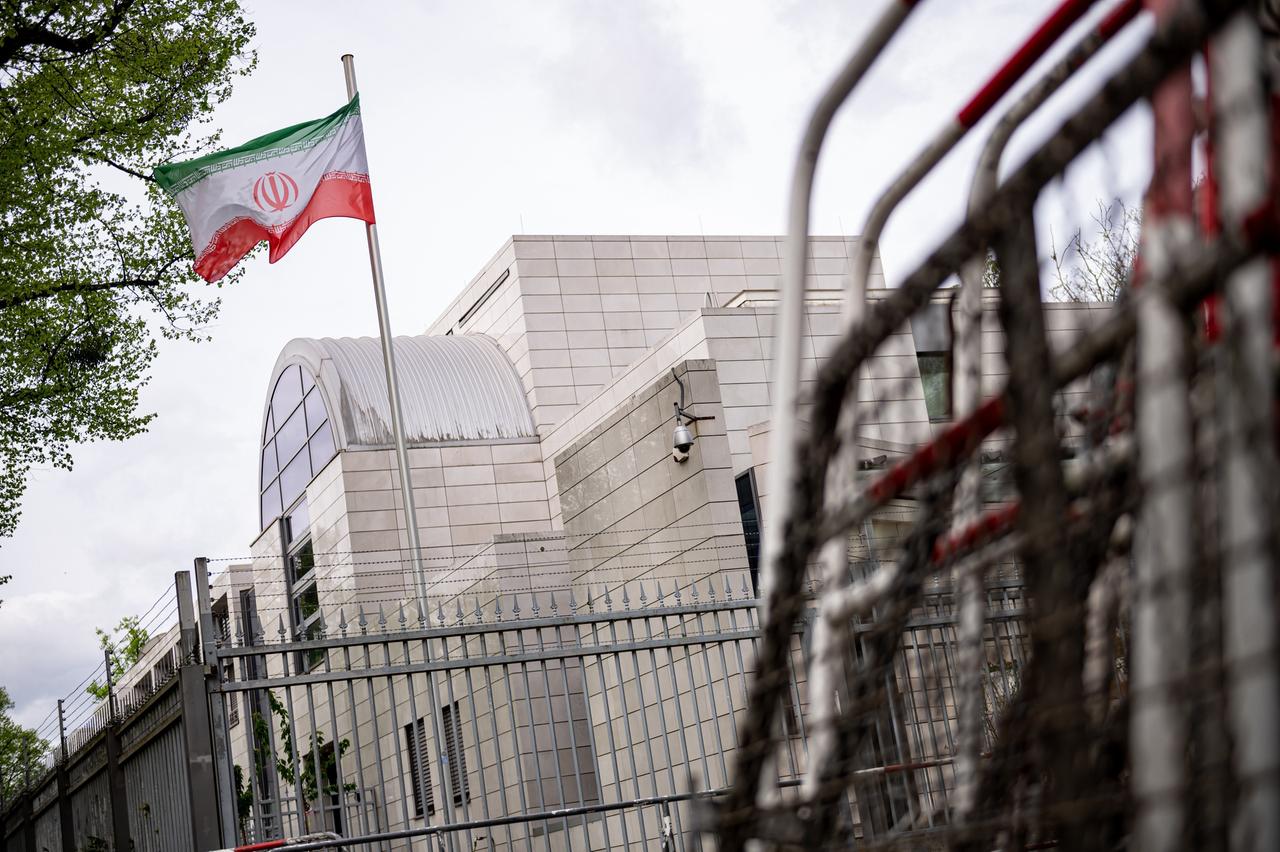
[56, 700, 73, 852]
[196, 559, 240, 845]
[177, 567, 226, 851]
[101, 650, 132, 852]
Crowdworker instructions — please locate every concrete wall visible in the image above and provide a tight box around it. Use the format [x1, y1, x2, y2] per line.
[552, 360, 749, 597]
[427, 235, 886, 436]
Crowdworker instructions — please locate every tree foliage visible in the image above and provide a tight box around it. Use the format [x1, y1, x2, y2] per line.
[0, 685, 48, 801]
[251, 691, 352, 810]
[0, 1, 257, 541]
[86, 614, 149, 700]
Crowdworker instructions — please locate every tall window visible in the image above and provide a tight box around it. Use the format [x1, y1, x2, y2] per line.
[918, 352, 952, 422]
[283, 502, 324, 671]
[441, 702, 470, 806]
[260, 364, 337, 531]
[403, 718, 437, 818]
[736, 470, 762, 597]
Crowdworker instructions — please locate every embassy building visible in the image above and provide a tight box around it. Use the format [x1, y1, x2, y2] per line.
[206, 234, 1109, 846]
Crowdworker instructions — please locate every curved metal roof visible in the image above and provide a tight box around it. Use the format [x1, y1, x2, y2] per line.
[267, 334, 536, 448]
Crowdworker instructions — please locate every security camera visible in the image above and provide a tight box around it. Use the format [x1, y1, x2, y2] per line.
[673, 422, 695, 455]
[669, 368, 714, 464]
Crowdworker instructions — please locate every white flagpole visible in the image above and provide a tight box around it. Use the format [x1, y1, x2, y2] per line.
[340, 54, 428, 612]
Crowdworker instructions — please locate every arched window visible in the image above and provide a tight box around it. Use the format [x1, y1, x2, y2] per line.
[260, 364, 336, 530]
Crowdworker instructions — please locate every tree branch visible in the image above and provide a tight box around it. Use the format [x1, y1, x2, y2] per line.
[0, 277, 160, 312]
[0, 1, 137, 68]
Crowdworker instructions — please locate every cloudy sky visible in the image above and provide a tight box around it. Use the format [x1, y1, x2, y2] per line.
[0, 0, 1154, 727]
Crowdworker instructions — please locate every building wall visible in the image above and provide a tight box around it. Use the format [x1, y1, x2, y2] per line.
[427, 236, 887, 436]
[552, 360, 749, 597]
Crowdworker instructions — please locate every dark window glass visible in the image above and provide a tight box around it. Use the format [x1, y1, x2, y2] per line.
[736, 470, 762, 597]
[293, 584, 320, 624]
[441, 702, 469, 805]
[309, 421, 336, 475]
[260, 481, 281, 531]
[270, 365, 304, 424]
[261, 441, 279, 483]
[304, 388, 327, 436]
[278, 449, 312, 510]
[285, 502, 310, 547]
[918, 353, 951, 422]
[276, 405, 308, 465]
[404, 719, 436, 817]
[287, 539, 315, 585]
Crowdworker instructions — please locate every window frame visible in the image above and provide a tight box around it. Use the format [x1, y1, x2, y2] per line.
[281, 501, 324, 672]
[403, 717, 437, 818]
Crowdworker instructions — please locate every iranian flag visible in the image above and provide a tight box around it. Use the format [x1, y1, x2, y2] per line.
[154, 95, 374, 283]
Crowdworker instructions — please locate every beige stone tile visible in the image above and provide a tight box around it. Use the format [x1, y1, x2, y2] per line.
[636, 275, 676, 294]
[600, 293, 641, 312]
[589, 239, 632, 258]
[519, 277, 560, 296]
[440, 445, 494, 466]
[562, 293, 603, 313]
[513, 239, 556, 259]
[704, 240, 744, 258]
[498, 481, 548, 503]
[443, 464, 497, 487]
[594, 258, 634, 276]
[671, 258, 710, 276]
[631, 240, 670, 259]
[523, 312, 566, 332]
[559, 276, 600, 295]
[634, 258, 673, 276]
[557, 258, 597, 277]
[491, 442, 543, 465]
[552, 240, 594, 259]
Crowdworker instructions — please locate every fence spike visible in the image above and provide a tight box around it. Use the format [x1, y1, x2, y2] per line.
[741, 574, 750, 598]
[495, 596, 504, 621]
[456, 598, 465, 623]
[550, 594, 559, 616]
[377, 604, 387, 632]
[531, 592, 541, 616]
[338, 609, 348, 637]
[512, 595, 521, 616]
[436, 600, 446, 624]
[235, 621, 244, 646]
[417, 598, 428, 628]
[276, 614, 287, 643]
[675, 583, 683, 604]
[639, 583, 647, 605]
[623, 584, 632, 608]
[398, 602, 407, 630]
[586, 587, 595, 612]
[708, 578, 716, 600]
[690, 582, 698, 602]
[604, 586, 613, 611]
[474, 598, 483, 623]
[357, 605, 368, 635]
[725, 575, 733, 600]
[655, 580, 664, 605]
[569, 589, 579, 612]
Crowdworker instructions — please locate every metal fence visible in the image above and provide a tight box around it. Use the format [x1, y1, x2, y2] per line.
[194, 541, 1041, 852]
[714, 0, 1279, 850]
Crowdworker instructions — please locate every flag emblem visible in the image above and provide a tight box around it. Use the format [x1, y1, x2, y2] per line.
[253, 171, 300, 213]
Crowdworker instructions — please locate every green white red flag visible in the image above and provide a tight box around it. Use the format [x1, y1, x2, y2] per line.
[154, 95, 374, 283]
